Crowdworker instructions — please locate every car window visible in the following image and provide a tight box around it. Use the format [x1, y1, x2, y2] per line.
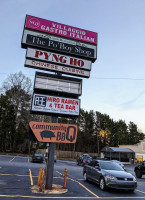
[35, 154, 42, 156]
[99, 161, 124, 171]
[93, 161, 99, 167]
[88, 161, 93, 166]
[143, 162, 145, 166]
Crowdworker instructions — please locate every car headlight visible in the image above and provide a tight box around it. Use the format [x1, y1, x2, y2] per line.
[105, 175, 117, 181]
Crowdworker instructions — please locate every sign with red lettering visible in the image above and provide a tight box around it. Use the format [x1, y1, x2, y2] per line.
[25, 15, 97, 44]
[25, 59, 90, 78]
[31, 93, 80, 116]
[21, 29, 97, 61]
[29, 121, 77, 143]
[26, 48, 92, 70]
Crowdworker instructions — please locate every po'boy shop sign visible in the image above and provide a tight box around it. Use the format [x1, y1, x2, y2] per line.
[24, 15, 97, 45]
[31, 93, 80, 117]
[29, 121, 77, 143]
[21, 29, 97, 60]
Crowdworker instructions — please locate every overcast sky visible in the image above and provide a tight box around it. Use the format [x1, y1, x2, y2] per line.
[1, 0, 145, 132]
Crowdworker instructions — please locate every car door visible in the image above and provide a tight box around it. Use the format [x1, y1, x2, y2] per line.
[86, 161, 94, 179]
[141, 161, 145, 174]
[90, 161, 100, 183]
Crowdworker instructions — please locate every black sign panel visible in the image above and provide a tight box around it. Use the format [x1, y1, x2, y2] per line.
[26, 34, 95, 59]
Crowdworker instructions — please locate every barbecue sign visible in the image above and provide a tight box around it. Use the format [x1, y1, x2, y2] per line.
[29, 121, 77, 143]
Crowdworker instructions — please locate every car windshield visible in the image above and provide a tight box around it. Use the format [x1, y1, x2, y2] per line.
[99, 161, 124, 171]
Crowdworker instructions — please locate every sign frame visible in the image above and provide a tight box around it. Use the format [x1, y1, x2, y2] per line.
[21, 29, 97, 61]
[25, 59, 90, 78]
[31, 93, 80, 117]
[34, 72, 82, 97]
[29, 121, 77, 143]
[24, 15, 98, 45]
[26, 48, 92, 71]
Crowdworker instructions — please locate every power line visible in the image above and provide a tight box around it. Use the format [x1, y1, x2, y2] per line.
[0, 72, 145, 81]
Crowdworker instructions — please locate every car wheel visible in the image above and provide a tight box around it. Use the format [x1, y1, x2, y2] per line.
[83, 172, 88, 181]
[135, 170, 142, 178]
[99, 177, 106, 190]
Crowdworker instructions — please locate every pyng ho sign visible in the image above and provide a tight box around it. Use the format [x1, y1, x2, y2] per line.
[24, 15, 97, 44]
[31, 93, 80, 117]
[26, 48, 92, 70]
[25, 59, 90, 78]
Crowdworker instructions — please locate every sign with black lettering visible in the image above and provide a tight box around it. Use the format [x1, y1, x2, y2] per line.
[21, 29, 96, 61]
[29, 121, 77, 143]
[31, 93, 80, 117]
[25, 59, 90, 78]
[26, 48, 91, 70]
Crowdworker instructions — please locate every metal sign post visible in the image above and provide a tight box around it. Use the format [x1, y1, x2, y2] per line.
[45, 116, 58, 189]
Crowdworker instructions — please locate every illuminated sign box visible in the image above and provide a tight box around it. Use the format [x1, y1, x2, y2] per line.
[25, 59, 90, 78]
[21, 29, 97, 61]
[31, 93, 80, 117]
[26, 48, 92, 71]
[24, 15, 98, 45]
[34, 72, 82, 96]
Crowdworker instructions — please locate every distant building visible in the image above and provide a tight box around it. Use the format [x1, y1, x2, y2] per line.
[101, 147, 135, 164]
[119, 139, 145, 161]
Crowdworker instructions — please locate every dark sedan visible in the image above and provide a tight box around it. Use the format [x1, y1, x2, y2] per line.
[77, 154, 92, 166]
[83, 159, 137, 191]
[32, 153, 44, 163]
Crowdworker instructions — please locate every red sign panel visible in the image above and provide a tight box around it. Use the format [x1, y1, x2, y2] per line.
[29, 121, 77, 143]
[25, 15, 97, 44]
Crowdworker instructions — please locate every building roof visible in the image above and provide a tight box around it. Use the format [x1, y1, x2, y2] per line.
[101, 146, 134, 153]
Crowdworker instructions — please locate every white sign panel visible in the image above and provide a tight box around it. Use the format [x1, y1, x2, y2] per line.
[34, 73, 82, 96]
[31, 93, 80, 116]
[25, 59, 90, 78]
[22, 29, 97, 61]
[26, 48, 92, 70]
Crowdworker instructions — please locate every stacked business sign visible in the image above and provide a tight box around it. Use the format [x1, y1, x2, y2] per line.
[21, 15, 97, 118]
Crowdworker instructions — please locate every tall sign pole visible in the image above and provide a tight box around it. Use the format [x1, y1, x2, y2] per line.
[45, 117, 58, 189]
[22, 15, 97, 191]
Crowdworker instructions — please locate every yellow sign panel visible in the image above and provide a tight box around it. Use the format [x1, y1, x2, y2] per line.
[137, 155, 143, 162]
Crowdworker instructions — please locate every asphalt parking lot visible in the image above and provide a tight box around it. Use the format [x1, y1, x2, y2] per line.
[1, 154, 145, 199]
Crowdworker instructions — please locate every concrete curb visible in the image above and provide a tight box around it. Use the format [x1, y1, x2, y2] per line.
[31, 184, 68, 194]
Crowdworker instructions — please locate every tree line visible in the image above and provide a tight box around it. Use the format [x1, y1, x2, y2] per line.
[0, 72, 144, 154]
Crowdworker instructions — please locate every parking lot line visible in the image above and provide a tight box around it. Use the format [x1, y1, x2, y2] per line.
[29, 169, 33, 186]
[136, 189, 145, 194]
[0, 195, 98, 199]
[9, 157, 15, 162]
[0, 173, 29, 177]
[56, 171, 99, 198]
